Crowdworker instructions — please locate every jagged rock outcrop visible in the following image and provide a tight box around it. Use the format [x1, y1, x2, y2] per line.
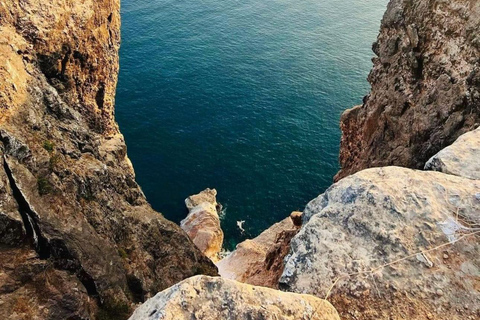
[280, 166, 480, 320]
[336, 0, 480, 181]
[0, 1, 216, 319]
[181, 189, 224, 262]
[425, 127, 480, 180]
[217, 212, 301, 288]
[128, 275, 340, 320]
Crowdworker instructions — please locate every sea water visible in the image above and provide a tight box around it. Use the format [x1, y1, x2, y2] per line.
[116, 0, 388, 249]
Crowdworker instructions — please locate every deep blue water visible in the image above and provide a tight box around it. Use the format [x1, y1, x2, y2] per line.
[116, 0, 387, 250]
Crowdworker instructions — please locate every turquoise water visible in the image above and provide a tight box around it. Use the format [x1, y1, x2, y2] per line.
[116, 0, 387, 250]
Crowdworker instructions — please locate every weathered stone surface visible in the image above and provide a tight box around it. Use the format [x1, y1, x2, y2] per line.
[425, 127, 480, 180]
[0, 0, 121, 135]
[281, 167, 480, 320]
[336, 0, 480, 181]
[185, 188, 219, 210]
[0, 1, 217, 319]
[129, 275, 340, 320]
[181, 188, 224, 262]
[217, 213, 299, 288]
[0, 246, 96, 320]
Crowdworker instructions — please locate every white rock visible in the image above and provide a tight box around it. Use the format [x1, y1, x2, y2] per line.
[280, 167, 480, 320]
[129, 275, 340, 320]
[425, 127, 480, 180]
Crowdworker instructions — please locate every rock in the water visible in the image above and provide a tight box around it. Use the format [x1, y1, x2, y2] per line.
[336, 0, 480, 180]
[425, 127, 480, 180]
[216, 213, 299, 288]
[181, 189, 224, 261]
[281, 167, 480, 320]
[129, 275, 340, 320]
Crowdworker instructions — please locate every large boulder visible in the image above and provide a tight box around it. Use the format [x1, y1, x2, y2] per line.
[217, 212, 300, 288]
[129, 275, 340, 320]
[280, 167, 480, 320]
[181, 189, 224, 262]
[425, 127, 480, 180]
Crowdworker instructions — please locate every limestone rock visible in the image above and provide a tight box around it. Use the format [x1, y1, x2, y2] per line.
[128, 275, 340, 320]
[425, 127, 480, 180]
[217, 213, 299, 288]
[181, 189, 224, 261]
[185, 188, 219, 210]
[281, 167, 480, 320]
[0, 1, 217, 319]
[336, 0, 480, 180]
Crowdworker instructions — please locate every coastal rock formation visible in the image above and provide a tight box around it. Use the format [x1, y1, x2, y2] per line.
[336, 0, 480, 180]
[181, 189, 224, 262]
[425, 127, 480, 180]
[129, 275, 340, 320]
[0, 1, 216, 319]
[216, 212, 300, 288]
[280, 166, 480, 320]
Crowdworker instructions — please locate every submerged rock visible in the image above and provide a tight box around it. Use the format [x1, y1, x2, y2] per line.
[425, 127, 480, 180]
[216, 212, 301, 288]
[181, 188, 224, 262]
[281, 167, 480, 320]
[129, 275, 340, 320]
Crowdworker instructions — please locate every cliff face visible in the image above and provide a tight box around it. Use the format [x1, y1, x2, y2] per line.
[0, 1, 216, 319]
[336, 0, 480, 180]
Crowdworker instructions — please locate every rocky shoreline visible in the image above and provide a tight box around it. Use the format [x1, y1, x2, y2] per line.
[0, 0, 478, 319]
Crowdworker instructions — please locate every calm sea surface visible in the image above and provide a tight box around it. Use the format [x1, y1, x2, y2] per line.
[116, 0, 388, 249]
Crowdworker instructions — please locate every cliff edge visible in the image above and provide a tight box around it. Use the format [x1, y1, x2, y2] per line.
[336, 0, 480, 180]
[0, 1, 216, 319]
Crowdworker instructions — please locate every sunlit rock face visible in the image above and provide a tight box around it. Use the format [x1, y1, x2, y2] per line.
[281, 166, 480, 320]
[0, 1, 216, 319]
[181, 188, 224, 262]
[216, 212, 301, 288]
[336, 0, 480, 181]
[128, 275, 340, 320]
[425, 127, 480, 180]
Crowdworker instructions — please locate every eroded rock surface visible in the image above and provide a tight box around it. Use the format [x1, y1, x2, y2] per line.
[181, 188, 224, 262]
[425, 127, 480, 180]
[281, 167, 480, 320]
[129, 275, 340, 320]
[217, 212, 300, 288]
[0, 1, 216, 319]
[336, 0, 480, 180]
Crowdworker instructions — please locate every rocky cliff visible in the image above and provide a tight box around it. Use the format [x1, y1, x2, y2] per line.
[2, 0, 479, 319]
[0, 1, 216, 319]
[336, 0, 480, 180]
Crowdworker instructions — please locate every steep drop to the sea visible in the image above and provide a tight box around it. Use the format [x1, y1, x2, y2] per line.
[336, 0, 480, 180]
[0, 1, 216, 319]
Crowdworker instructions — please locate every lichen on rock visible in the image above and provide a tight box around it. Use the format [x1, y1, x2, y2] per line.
[280, 166, 480, 320]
